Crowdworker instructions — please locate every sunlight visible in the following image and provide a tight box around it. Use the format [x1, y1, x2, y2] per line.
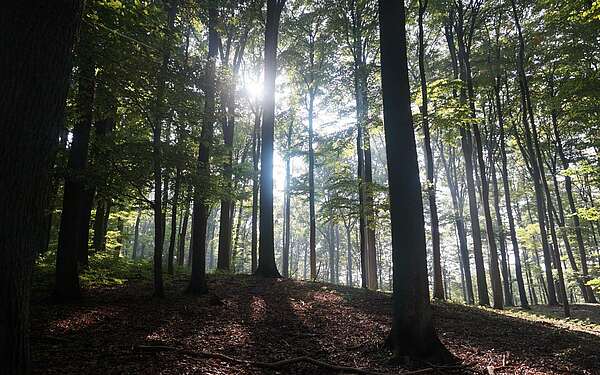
[243, 79, 264, 101]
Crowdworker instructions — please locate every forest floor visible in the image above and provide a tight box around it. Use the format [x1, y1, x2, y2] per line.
[31, 273, 600, 375]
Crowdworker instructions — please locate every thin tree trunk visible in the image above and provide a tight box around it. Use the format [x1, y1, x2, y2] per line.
[308, 93, 317, 280]
[133, 208, 142, 259]
[167, 167, 181, 274]
[418, 0, 442, 299]
[495, 77, 529, 308]
[251, 109, 261, 273]
[282, 120, 293, 278]
[178, 188, 191, 267]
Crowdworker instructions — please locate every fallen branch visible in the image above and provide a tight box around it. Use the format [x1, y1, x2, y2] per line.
[135, 345, 433, 375]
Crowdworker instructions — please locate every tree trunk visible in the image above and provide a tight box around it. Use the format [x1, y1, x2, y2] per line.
[452, 6, 489, 306]
[495, 78, 529, 308]
[440, 144, 474, 304]
[378, 0, 450, 362]
[178, 188, 191, 267]
[282, 120, 293, 278]
[510, 0, 558, 306]
[0, 2, 82, 372]
[151, 1, 177, 298]
[251, 110, 261, 273]
[133, 208, 142, 259]
[167, 167, 181, 274]
[188, 7, 218, 295]
[55, 19, 96, 300]
[308, 93, 317, 280]
[256, 0, 285, 278]
[549, 75, 597, 303]
[346, 224, 353, 286]
[418, 0, 443, 300]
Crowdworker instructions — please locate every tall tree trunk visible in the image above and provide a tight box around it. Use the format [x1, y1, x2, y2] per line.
[308, 93, 317, 280]
[0, 2, 82, 372]
[440, 144, 474, 304]
[256, 0, 286, 278]
[217, 106, 234, 271]
[418, 0, 443, 300]
[282, 120, 293, 278]
[167, 167, 181, 274]
[188, 7, 218, 294]
[378, 0, 449, 361]
[178, 188, 191, 267]
[55, 19, 96, 300]
[250, 110, 261, 273]
[452, 5, 490, 306]
[346, 223, 354, 286]
[510, 0, 558, 306]
[443, 20, 474, 305]
[549, 75, 597, 303]
[495, 78, 529, 308]
[151, 1, 177, 298]
[251, 109, 261, 273]
[133, 208, 142, 259]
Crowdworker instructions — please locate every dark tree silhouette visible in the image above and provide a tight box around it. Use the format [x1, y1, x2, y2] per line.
[378, 0, 450, 362]
[0, 2, 82, 372]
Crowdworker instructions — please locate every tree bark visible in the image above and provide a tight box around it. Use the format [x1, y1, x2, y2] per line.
[55, 18, 96, 300]
[188, 7, 218, 294]
[378, 0, 450, 362]
[151, 1, 177, 298]
[308, 93, 317, 280]
[256, 0, 286, 278]
[0, 2, 82, 372]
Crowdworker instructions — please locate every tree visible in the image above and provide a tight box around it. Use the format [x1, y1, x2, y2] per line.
[0, 2, 83, 372]
[256, 0, 286, 278]
[378, 0, 450, 361]
[188, 6, 219, 295]
[54, 18, 96, 300]
[417, 0, 443, 300]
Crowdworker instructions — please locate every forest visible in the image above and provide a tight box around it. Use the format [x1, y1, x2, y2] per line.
[1, 0, 600, 374]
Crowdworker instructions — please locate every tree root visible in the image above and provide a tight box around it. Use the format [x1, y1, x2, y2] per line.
[135, 345, 434, 375]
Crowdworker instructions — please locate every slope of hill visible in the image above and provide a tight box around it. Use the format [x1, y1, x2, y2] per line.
[31, 275, 600, 374]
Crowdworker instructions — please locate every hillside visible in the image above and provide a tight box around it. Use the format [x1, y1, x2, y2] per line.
[31, 275, 600, 374]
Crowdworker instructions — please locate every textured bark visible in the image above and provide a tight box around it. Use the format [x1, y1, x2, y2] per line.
[0, 2, 82, 373]
[379, 0, 450, 362]
[188, 7, 218, 294]
[256, 0, 286, 278]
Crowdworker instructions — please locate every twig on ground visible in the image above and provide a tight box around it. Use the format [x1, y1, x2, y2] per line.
[134, 345, 434, 375]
